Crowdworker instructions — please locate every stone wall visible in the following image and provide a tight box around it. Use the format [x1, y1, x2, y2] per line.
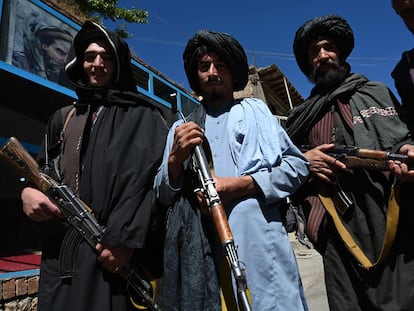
[0, 273, 39, 311]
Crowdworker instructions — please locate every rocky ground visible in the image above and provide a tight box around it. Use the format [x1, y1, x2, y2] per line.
[290, 233, 330, 311]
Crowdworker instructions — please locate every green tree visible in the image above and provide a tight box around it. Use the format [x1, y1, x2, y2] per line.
[63, 0, 148, 37]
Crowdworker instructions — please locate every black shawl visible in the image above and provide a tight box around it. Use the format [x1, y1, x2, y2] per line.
[162, 105, 222, 310]
[36, 21, 169, 311]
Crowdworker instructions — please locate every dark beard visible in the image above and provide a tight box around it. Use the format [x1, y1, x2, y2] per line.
[203, 90, 226, 102]
[310, 60, 349, 94]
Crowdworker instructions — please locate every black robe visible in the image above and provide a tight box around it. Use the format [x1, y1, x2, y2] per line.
[34, 21, 170, 311]
[392, 48, 414, 134]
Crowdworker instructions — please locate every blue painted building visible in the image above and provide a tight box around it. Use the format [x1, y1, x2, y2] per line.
[0, 0, 200, 257]
[0, 0, 304, 273]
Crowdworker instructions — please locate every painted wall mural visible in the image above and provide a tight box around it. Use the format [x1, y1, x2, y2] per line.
[2, 0, 77, 84]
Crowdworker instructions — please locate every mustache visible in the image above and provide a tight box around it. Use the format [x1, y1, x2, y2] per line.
[316, 59, 339, 70]
[91, 67, 108, 74]
[400, 7, 414, 18]
[207, 76, 223, 83]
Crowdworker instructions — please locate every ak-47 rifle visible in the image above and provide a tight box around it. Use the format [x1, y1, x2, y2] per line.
[300, 145, 414, 171]
[0, 137, 161, 311]
[179, 113, 252, 311]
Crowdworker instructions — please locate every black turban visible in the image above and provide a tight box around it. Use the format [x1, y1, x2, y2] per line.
[183, 30, 249, 94]
[65, 21, 137, 92]
[293, 14, 354, 77]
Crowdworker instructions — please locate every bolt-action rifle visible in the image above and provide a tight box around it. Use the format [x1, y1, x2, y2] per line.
[300, 145, 414, 171]
[0, 137, 161, 311]
[179, 113, 252, 311]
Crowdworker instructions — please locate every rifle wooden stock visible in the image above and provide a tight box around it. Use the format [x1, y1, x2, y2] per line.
[357, 148, 390, 160]
[176, 106, 252, 310]
[339, 156, 389, 170]
[210, 202, 234, 243]
[358, 148, 414, 166]
[190, 142, 252, 311]
[0, 137, 54, 192]
[210, 202, 251, 309]
[0, 137, 161, 311]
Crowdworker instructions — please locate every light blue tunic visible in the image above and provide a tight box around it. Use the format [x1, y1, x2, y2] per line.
[154, 98, 309, 311]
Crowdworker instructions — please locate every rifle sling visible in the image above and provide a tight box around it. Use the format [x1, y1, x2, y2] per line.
[317, 183, 399, 270]
[60, 106, 89, 193]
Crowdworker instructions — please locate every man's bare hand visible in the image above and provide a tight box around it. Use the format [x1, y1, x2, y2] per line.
[304, 143, 347, 184]
[388, 144, 414, 182]
[96, 243, 133, 274]
[168, 121, 204, 185]
[214, 175, 257, 206]
[21, 187, 62, 221]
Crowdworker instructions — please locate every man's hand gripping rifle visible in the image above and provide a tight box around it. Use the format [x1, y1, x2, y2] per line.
[179, 113, 252, 311]
[300, 145, 414, 171]
[0, 137, 161, 311]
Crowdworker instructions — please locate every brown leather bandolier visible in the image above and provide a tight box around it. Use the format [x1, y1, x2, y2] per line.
[58, 105, 91, 279]
[59, 105, 90, 194]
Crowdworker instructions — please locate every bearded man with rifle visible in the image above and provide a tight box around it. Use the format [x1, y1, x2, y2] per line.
[286, 15, 414, 311]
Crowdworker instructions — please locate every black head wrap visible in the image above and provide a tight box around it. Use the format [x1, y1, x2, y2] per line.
[64, 21, 137, 92]
[293, 14, 354, 77]
[391, 0, 400, 14]
[183, 30, 249, 94]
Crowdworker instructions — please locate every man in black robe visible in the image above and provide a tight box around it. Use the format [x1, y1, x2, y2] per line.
[20, 21, 169, 311]
[286, 14, 414, 311]
[391, 0, 414, 134]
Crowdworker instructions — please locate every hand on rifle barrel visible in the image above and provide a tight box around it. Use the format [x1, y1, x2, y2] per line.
[303, 144, 347, 184]
[168, 121, 204, 186]
[388, 144, 414, 182]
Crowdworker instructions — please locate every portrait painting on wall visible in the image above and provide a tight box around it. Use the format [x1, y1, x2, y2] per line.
[0, 0, 77, 84]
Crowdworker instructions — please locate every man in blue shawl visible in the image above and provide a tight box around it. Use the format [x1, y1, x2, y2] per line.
[154, 30, 310, 310]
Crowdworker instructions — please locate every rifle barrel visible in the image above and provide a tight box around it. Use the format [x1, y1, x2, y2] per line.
[179, 112, 252, 310]
[301, 145, 414, 169]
